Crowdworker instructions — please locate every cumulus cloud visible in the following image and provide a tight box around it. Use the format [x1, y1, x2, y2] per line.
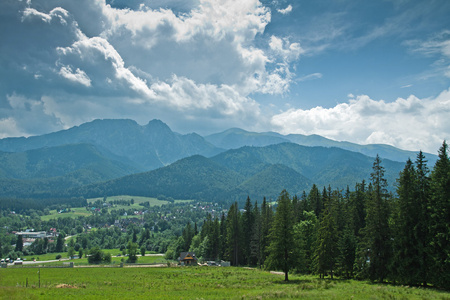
[59, 66, 91, 86]
[1, 0, 292, 137]
[271, 90, 450, 153]
[277, 5, 293, 15]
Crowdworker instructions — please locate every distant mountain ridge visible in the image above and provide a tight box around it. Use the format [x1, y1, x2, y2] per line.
[0, 118, 432, 202]
[74, 143, 405, 204]
[0, 119, 222, 171]
[205, 128, 438, 165]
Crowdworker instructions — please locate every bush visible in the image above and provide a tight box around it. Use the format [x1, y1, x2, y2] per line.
[87, 247, 111, 264]
[55, 254, 62, 259]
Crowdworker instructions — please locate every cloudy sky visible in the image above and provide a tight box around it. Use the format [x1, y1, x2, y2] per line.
[1, 0, 449, 153]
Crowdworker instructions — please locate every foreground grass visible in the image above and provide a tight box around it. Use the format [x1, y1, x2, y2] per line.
[1, 267, 449, 299]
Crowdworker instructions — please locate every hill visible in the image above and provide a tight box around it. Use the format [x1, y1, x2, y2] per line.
[205, 128, 438, 165]
[0, 119, 222, 171]
[74, 143, 405, 204]
[0, 143, 140, 198]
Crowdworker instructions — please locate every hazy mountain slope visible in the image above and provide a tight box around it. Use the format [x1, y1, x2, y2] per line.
[0, 143, 138, 180]
[206, 128, 437, 164]
[0, 119, 222, 171]
[205, 128, 290, 149]
[76, 155, 244, 201]
[230, 164, 313, 201]
[73, 143, 405, 204]
[211, 143, 404, 190]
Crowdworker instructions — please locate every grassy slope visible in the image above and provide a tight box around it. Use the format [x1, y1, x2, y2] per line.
[40, 196, 192, 221]
[1, 267, 448, 299]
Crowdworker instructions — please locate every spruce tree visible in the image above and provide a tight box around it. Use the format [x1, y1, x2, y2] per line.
[266, 190, 296, 281]
[361, 155, 391, 282]
[242, 196, 254, 265]
[15, 234, 23, 252]
[314, 189, 339, 279]
[308, 184, 322, 217]
[294, 210, 318, 274]
[251, 201, 263, 268]
[226, 202, 242, 266]
[392, 159, 422, 284]
[429, 141, 450, 289]
[260, 197, 272, 267]
[415, 151, 431, 286]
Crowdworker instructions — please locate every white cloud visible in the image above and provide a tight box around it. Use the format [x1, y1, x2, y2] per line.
[59, 65, 91, 86]
[277, 5, 292, 15]
[271, 89, 450, 153]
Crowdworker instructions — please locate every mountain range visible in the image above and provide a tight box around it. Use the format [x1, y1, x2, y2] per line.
[0, 119, 434, 202]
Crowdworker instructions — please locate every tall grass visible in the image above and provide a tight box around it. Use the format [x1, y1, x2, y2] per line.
[1, 267, 448, 299]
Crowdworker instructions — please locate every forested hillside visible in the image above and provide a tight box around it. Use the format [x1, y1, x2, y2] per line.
[166, 142, 450, 289]
[74, 143, 404, 203]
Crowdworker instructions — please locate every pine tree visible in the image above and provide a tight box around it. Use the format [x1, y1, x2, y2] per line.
[337, 226, 356, 278]
[226, 202, 242, 266]
[429, 141, 450, 289]
[308, 184, 322, 217]
[219, 213, 227, 260]
[415, 151, 431, 286]
[260, 197, 272, 267]
[362, 155, 391, 282]
[266, 190, 296, 281]
[314, 189, 339, 279]
[15, 234, 23, 252]
[294, 210, 318, 274]
[392, 159, 422, 284]
[242, 196, 254, 265]
[251, 201, 263, 268]
[55, 233, 65, 253]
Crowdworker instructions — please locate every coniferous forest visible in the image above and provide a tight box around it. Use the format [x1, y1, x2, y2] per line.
[166, 142, 450, 289]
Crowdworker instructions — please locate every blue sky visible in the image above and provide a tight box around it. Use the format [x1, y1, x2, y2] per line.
[0, 0, 449, 153]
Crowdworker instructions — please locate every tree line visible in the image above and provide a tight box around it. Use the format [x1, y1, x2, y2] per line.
[166, 142, 449, 289]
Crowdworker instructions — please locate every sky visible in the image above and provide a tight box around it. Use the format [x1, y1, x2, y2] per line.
[1, 0, 449, 154]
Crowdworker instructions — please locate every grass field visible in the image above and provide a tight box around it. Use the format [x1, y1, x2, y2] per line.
[40, 207, 91, 221]
[87, 195, 192, 207]
[40, 196, 193, 221]
[19, 249, 166, 266]
[1, 266, 449, 299]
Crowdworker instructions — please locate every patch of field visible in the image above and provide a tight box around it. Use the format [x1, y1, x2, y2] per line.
[1, 267, 448, 299]
[40, 207, 92, 221]
[88, 195, 192, 209]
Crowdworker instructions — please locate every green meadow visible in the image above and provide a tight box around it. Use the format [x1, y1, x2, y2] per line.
[40, 196, 193, 221]
[40, 207, 91, 221]
[1, 267, 448, 299]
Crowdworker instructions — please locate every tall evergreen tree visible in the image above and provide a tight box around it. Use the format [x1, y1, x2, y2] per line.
[260, 197, 272, 267]
[415, 151, 431, 286]
[266, 190, 296, 281]
[308, 184, 322, 217]
[392, 159, 423, 284]
[429, 141, 450, 289]
[219, 213, 227, 260]
[15, 234, 23, 252]
[362, 155, 391, 282]
[226, 202, 242, 266]
[251, 201, 263, 268]
[55, 233, 65, 253]
[314, 189, 339, 279]
[242, 196, 254, 265]
[294, 210, 318, 274]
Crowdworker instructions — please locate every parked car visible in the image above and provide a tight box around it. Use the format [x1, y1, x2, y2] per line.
[14, 259, 23, 265]
[0, 259, 4, 263]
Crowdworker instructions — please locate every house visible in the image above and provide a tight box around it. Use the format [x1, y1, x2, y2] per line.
[178, 252, 198, 266]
